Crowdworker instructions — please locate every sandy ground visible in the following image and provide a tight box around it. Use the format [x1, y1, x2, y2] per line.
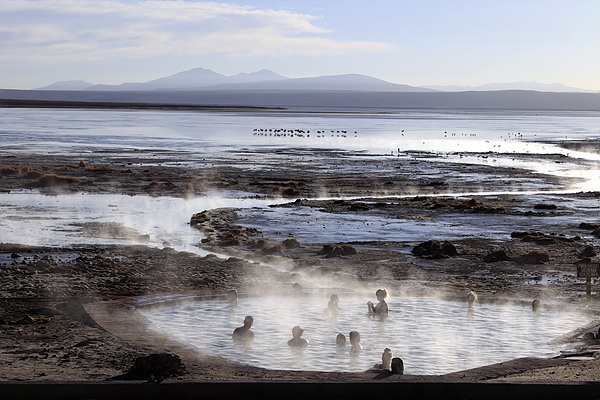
[1, 147, 600, 386]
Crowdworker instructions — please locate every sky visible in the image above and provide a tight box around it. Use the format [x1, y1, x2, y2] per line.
[1, 0, 599, 90]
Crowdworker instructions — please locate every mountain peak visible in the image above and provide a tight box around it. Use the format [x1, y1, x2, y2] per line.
[229, 69, 288, 83]
[36, 80, 95, 90]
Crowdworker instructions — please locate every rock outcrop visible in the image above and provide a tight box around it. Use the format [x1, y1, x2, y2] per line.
[411, 240, 458, 259]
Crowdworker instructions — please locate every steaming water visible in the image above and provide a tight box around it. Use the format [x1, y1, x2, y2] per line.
[0, 191, 281, 254]
[2, 108, 600, 373]
[141, 293, 592, 374]
[3, 190, 600, 253]
[2, 108, 600, 251]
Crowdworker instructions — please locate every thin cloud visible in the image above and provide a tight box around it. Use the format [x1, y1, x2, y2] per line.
[0, 0, 396, 63]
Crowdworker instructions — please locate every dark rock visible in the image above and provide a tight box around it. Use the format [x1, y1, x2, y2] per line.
[511, 231, 543, 239]
[533, 203, 557, 210]
[339, 244, 358, 256]
[281, 187, 300, 197]
[533, 237, 557, 246]
[189, 211, 210, 226]
[281, 238, 301, 249]
[113, 353, 184, 381]
[348, 203, 370, 211]
[255, 239, 269, 249]
[412, 240, 458, 259]
[483, 250, 511, 263]
[582, 332, 596, 341]
[316, 244, 358, 258]
[580, 246, 597, 258]
[317, 244, 335, 255]
[514, 251, 550, 264]
[512, 230, 569, 245]
[260, 243, 284, 255]
[218, 234, 243, 247]
[579, 222, 600, 230]
[421, 180, 448, 187]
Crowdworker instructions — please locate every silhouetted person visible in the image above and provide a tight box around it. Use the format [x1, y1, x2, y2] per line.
[349, 330, 362, 352]
[327, 294, 340, 316]
[336, 333, 347, 347]
[232, 316, 254, 341]
[228, 289, 238, 307]
[287, 325, 309, 347]
[391, 357, 404, 375]
[532, 298, 541, 312]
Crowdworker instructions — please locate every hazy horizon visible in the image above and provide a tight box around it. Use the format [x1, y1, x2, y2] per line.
[32, 67, 598, 93]
[1, 1, 599, 91]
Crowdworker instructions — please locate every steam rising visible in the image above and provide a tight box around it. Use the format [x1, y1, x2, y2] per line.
[3, 108, 600, 374]
[142, 292, 592, 374]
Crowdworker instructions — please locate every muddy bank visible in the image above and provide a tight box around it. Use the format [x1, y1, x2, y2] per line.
[0, 148, 572, 199]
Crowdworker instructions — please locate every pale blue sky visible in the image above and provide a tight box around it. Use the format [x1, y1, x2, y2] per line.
[1, 0, 599, 90]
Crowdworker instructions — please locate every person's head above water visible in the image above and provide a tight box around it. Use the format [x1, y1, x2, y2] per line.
[329, 294, 339, 307]
[292, 325, 304, 338]
[349, 330, 361, 345]
[233, 315, 254, 341]
[288, 325, 309, 347]
[336, 333, 346, 346]
[466, 290, 478, 306]
[228, 289, 238, 305]
[376, 289, 388, 301]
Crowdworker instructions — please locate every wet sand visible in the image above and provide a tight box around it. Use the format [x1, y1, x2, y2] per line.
[1, 147, 600, 388]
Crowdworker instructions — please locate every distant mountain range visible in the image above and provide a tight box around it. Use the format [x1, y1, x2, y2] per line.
[4, 67, 598, 111]
[35, 67, 596, 93]
[37, 68, 434, 92]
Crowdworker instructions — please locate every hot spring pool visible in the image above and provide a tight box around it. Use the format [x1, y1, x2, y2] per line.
[141, 291, 593, 375]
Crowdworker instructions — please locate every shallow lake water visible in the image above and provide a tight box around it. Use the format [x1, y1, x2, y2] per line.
[2, 109, 599, 252]
[2, 108, 600, 373]
[141, 292, 593, 374]
[2, 189, 599, 260]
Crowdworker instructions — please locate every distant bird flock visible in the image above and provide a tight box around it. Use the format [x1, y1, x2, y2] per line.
[253, 128, 358, 138]
[252, 128, 524, 141]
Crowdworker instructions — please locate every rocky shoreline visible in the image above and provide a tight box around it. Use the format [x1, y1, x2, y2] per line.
[1, 151, 600, 384]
